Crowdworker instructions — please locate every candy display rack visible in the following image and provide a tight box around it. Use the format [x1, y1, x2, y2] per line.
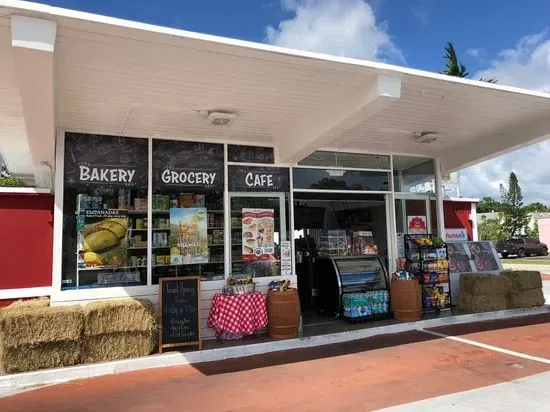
[404, 234, 452, 316]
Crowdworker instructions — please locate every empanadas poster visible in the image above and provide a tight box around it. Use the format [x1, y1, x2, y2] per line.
[79, 210, 129, 268]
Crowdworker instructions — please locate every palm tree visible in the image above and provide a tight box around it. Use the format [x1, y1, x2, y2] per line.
[442, 42, 497, 83]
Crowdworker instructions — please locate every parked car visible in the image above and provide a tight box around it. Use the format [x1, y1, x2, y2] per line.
[497, 237, 548, 258]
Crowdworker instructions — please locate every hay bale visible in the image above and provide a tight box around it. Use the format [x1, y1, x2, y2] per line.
[81, 332, 155, 364]
[0, 305, 83, 347]
[460, 273, 511, 296]
[502, 270, 542, 291]
[509, 288, 546, 309]
[4, 297, 50, 310]
[459, 292, 508, 313]
[0, 341, 81, 374]
[83, 298, 156, 336]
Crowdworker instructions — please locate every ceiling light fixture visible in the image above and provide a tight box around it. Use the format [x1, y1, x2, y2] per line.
[413, 131, 440, 144]
[207, 111, 236, 126]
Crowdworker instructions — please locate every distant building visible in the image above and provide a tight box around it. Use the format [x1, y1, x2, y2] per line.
[477, 212, 550, 237]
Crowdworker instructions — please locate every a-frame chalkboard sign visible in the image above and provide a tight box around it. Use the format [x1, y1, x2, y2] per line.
[159, 276, 202, 353]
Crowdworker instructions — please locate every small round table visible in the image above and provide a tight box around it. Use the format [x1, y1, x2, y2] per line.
[207, 291, 268, 340]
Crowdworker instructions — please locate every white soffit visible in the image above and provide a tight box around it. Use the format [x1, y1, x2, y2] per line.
[0, 1, 550, 171]
[277, 74, 401, 164]
[8, 13, 56, 188]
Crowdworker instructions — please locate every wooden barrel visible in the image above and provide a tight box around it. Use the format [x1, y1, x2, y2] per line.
[267, 289, 301, 339]
[390, 279, 421, 321]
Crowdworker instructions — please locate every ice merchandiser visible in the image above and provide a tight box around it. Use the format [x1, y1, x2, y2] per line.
[313, 255, 389, 318]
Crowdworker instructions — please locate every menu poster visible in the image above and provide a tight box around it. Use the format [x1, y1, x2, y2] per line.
[169, 208, 208, 264]
[407, 216, 427, 234]
[77, 209, 129, 268]
[242, 208, 275, 261]
[281, 240, 292, 276]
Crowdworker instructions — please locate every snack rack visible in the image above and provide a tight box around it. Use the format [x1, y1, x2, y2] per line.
[404, 234, 451, 315]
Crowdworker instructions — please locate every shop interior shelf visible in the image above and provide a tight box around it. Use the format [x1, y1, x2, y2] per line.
[126, 246, 173, 249]
[130, 228, 169, 231]
[231, 259, 280, 264]
[77, 208, 225, 215]
[79, 260, 227, 272]
[78, 265, 146, 271]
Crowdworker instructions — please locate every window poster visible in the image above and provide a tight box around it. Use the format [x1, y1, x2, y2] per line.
[281, 240, 292, 276]
[242, 209, 275, 261]
[407, 215, 427, 234]
[77, 209, 129, 269]
[169, 208, 208, 264]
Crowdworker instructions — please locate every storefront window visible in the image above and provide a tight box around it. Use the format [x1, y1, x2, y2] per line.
[61, 133, 149, 290]
[228, 165, 290, 278]
[227, 145, 274, 164]
[299, 151, 390, 169]
[393, 156, 435, 193]
[293, 168, 390, 191]
[151, 139, 224, 283]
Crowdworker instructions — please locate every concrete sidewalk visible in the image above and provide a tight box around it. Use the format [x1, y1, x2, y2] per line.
[380, 371, 550, 411]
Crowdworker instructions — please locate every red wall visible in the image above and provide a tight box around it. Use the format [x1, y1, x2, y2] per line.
[404, 199, 474, 240]
[443, 200, 474, 240]
[0, 193, 53, 290]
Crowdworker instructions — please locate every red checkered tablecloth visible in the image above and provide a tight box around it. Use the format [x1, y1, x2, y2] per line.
[207, 292, 268, 338]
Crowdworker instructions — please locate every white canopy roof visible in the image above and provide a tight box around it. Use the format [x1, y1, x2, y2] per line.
[2, 0, 550, 187]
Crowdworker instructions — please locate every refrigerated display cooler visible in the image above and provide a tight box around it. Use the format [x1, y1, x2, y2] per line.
[313, 255, 390, 321]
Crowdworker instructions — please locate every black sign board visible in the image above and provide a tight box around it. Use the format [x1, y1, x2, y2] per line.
[64, 133, 148, 190]
[153, 139, 223, 192]
[159, 276, 202, 352]
[228, 165, 290, 192]
[227, 144, 274, 164]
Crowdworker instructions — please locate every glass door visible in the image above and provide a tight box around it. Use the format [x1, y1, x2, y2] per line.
[228, 193, 287, 279]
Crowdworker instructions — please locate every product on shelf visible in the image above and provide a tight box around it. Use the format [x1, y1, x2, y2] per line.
[404, 234, 451, 312]
[342, 291, 389, 318]
[134, 198, 147, 210]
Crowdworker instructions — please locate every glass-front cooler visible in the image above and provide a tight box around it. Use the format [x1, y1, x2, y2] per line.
[313, 255, 390, 320]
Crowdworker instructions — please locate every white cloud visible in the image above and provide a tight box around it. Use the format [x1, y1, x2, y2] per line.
[474, 29, 550, 92]
[460, 30, 550, 204]
[411, 7, 429, 26]
[265, 0, 404, 63]
[466, 48, 482, 59]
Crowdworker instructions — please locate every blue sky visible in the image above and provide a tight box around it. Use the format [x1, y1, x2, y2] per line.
[31, 0, 550, 202]
[33, 0, 550, 73]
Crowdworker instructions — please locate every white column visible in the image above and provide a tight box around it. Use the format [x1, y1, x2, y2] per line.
[470, 202, 479, 241]
[434, 158, 446, 239]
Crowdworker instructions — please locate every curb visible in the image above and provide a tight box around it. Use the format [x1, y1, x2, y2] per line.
[1, 306, 549, 394]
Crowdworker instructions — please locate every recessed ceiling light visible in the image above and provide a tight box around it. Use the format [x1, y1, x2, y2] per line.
[414, 131, 441, 144]
[207, 111, 236, 126]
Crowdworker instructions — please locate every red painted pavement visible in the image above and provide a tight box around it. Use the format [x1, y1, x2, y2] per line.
[1, 315, 549, 411]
